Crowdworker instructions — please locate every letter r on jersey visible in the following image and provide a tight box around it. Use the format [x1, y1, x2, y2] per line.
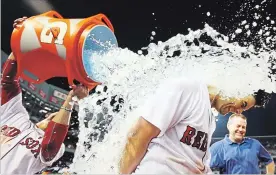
[180, 125, 196, 145]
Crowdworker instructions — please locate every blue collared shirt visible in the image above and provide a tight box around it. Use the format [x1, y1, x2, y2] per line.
[210, 135, 273, 174]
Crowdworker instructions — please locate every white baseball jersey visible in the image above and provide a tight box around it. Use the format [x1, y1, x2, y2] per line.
[134, 78, 216, 174]
[0, 93, 65, 174]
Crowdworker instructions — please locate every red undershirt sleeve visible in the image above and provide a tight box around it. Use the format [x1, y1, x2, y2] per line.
[40, 121, 69, 162]
[1, 59, 21, 105]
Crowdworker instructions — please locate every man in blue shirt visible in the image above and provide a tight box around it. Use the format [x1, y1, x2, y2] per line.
[210, 114, 275, 174]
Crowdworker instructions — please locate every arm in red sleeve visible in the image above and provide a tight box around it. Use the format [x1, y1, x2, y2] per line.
[1, 57, 21, 105]
[40, 120, 69, 162]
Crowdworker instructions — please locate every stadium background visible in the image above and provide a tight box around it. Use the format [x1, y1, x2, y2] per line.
[1, 0, 275, 173]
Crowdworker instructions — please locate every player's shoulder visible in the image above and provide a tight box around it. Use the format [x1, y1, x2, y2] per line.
[1, 93, 22, 107]
[0, 93, 27, 118]
[165, 77, 205, 90]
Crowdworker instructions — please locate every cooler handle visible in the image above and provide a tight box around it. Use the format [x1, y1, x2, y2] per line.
[39, 10, 64, 19]
[94, 14, 114, 32]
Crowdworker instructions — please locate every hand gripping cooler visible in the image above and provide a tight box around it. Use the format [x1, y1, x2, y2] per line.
[10, 10, 118, 90]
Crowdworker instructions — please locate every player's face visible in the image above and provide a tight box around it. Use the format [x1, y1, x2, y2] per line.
[228, 117, 247, 142]
[218, 95, 256, 115]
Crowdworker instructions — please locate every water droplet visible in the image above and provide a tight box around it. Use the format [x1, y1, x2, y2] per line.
[241, 20, 247, 25]
[252, 22, 257, 27]
[235, 28, 242, 34]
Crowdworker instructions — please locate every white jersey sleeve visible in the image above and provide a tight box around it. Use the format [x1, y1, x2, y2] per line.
[141, 78, 198, 137]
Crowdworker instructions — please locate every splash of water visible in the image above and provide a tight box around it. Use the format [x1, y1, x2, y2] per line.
[65, 1, 276, 173]
[65, 21, 275, 173]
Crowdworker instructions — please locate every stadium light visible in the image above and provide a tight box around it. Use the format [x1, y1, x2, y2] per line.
[39, 109, 48, 113]
[44, 106, 52, 111]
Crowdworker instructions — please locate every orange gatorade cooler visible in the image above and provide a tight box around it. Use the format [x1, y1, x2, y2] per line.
[10, 10, 118, 90]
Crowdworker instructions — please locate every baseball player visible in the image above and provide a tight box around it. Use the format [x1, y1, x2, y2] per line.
[0, 17, 89, 174]
[119, 78, 262, 174]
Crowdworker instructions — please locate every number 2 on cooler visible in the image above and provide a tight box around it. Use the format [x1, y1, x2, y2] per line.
[40, 21, 67, 45]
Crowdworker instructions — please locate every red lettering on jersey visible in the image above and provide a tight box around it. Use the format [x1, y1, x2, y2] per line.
[180, 126, 209, 152]
[192, 131, 205, 149]
[20, 137, 41, 158]
[24, 138, 40, 149]
[1, 125, 41, 158]
[180, 125, 196, 145]
[200, 133, 208, 152]
[0, 125, 21, 137]
[31, 144, 41, 158]
[6, 127, 21, 137]
[0, 125, 8, 132]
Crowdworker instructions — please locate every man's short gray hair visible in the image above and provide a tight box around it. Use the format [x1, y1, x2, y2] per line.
[227, 113, 247, 125]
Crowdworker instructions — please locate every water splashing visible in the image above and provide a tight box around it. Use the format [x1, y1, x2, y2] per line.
[63, 0, 276, 173]
[67, 23, 275, 173]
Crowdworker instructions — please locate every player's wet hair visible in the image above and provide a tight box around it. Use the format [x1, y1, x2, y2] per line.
[253, 89, 272, 108]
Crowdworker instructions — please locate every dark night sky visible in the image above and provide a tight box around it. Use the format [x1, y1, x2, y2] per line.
[1, 0, 276, 136]
[3, 0, 276, 53]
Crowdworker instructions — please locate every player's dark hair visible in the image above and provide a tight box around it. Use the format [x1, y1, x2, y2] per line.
[253, 89, 272, 108]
